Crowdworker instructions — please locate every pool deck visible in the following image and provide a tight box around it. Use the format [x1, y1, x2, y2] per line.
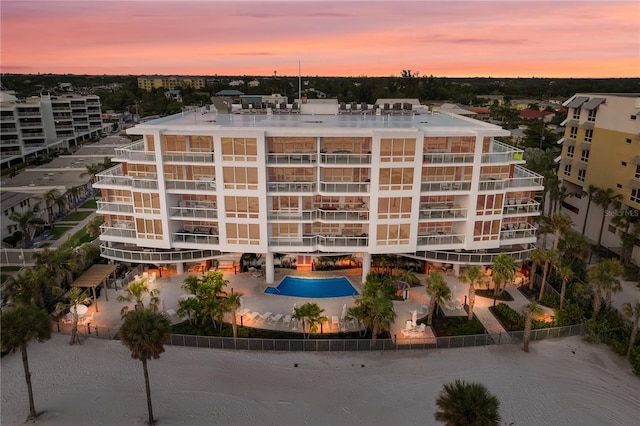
[66, 267, 519, 345]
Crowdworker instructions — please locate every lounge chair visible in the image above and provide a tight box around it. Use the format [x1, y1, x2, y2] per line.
[282, 315, 292, 327]
[418, 323, 426, 333]
[258, 312, 273, 322]
[332, 316, 340, 330]
[268, 313, 283, 325]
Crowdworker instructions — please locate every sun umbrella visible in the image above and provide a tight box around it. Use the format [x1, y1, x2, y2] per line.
[341, 303, 347, 320]
[412, 309, 418, 327]
[292, 303, 297, 314]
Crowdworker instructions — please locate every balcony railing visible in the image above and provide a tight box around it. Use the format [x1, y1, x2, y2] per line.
[166, 179, 216, 191]
[481, 141, 524, 164]
[422, 153, 474, 164]
[269, 235, 369, 248]
[163, 152, 213, 163]
[500, 226, 537, 241]
[18, 122, 43, 128]
[94, 166, 159, 190]
[478, 178, 508, 191]
[420, 181, 471, 192]
[100, 244, 220, 264]
[419, 206, 467, 220]
[21, 132, 45, 138]
[268, 208, 369, 221]
[319, 182, 370, 193]
[508, 166, 544, 189]
[96, 201, 134, 214]
[502, 200, 541, 215]
[416, 233, 465, 246]
[267, 153, 317, 164]
[320, 153, 371, 165]
[268, 182, 316, 192]
[414, 243, 535, 265]
[115, 142, 156, 162]
[16, 112, 41, 117]
[99, 224, 136, 239]
[169, 206, 218, 220]
[172, 233, 220, 245]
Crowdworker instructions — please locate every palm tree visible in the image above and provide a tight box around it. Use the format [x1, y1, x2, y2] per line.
[523, 301, 544, 352]
[611, 208, 640, 262]
[434, 379, 501, 426]
[353, 288, 396, 344]
[85, 216, 104, 239]
[8, 210, 45, 246]
[54, 191, 69, 219]
[181, 274, 201, 296]
[459, 265, 482, 320]
[622, 300, 640, 359]
[553, 260, 574, 310]
[119, 308, 171, 425]
[594, 188, 622, 251]
[41, 188, 62, 227]
[548, 213, 573, 251]
[117, 277, 160, 315]
[588, 258, 624, 317]
[292, 302, 327, 339]
[425, 272, 451, 325]
[537, 248, 558, 302]
[491, 253, 516, 297]
[1, 305, 52, 421]
[223, 290, 243, 338]
[55, 287, 91, 345]
[176, 297, 200, 326]
[528, 248, 547, 291]
[581, 184, 599, 235]
[396, 267, 420, 287]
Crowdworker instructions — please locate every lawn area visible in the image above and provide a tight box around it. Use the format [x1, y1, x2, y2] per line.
[49, 226, 74, 240]
[419, 310, 485, 337]
[59, 228, 96, 249]
[80, 199, 97, 209]
[60, 211, 93, 222]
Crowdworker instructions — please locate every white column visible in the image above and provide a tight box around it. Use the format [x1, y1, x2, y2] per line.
[361, 252, 371, 283]
[265, 252, 275, 284]
[453, 263, 460, 277]
[176, 262, 184, 274]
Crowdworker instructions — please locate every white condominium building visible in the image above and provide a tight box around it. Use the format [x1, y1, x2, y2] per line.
[0, 92, 105, 166]
[94, 101, 543, 283]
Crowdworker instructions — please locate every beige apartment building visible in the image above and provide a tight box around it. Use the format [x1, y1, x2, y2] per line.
[94, 101, 543, 284]
[558, 93, 640, 263]
[137, 76, 206, 91]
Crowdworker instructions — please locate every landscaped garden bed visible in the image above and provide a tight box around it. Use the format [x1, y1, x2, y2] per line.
[489, 303, 552, 332]
[475, 289, 514, 301]
[419, 310, 485, 337]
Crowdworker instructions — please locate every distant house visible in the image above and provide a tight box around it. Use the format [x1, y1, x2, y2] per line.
[520, 109, 554, 122]
[248, 79, 260, 88]
[164, 90, 182, 102]
[228, 80, 245, 87]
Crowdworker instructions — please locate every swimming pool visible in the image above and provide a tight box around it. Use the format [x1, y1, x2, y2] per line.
[265, 276, 359, 298]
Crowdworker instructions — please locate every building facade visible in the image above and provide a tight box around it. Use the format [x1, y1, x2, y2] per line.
[94, 102, 543, 283]
[558, 93, 640, 263]
[137, 76, 206, 91]
[0, 93, 105, 167]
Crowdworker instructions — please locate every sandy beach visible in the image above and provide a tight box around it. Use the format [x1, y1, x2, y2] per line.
[1, 334, 639, 426]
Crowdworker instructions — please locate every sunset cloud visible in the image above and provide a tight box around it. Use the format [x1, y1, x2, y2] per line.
[1, 1, 638, 77]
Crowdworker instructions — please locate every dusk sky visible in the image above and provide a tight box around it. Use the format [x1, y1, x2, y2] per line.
[1, 1, 638, 77]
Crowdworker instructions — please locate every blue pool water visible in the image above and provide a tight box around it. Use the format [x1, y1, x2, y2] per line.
[265, 276, 359, 298]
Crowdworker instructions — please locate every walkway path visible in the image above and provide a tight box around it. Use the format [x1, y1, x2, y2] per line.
[49, 208, 98, 249]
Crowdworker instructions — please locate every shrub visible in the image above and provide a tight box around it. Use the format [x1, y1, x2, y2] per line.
[539, 292, 560, 309]
[629, 346, 640, 375]
[553, 303, 585, 327]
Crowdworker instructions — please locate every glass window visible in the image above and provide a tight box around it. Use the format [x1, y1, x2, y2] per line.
[578, 169, 586, 182]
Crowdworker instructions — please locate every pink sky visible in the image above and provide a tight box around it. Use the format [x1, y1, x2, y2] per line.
[1, 1, 638, 77]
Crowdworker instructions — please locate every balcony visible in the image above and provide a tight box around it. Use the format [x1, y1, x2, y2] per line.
[481, 141, 524, 164]
[0, 128, 18, 134]
[419, 205, 467, 220]
[114, 141, 155, 162]
[422, 152, 474, 164]
[416, 233, 465, 246]
[19, 122, 43, 128]
[100, 244, 220, 264]
[319, 182, 369, 193]
[0, 116, 16, 122]
[320, 152, 371, 165]
[172, 232, 219, 245]
[16, 111, 41, 117]
[96, 201, 134, 214]
[268, 153, 317, 164]
[508, 166, 544, 189]
[165, 179, 216, 192]
[478, 178, 508, 191]
[99, 223, 136, 239]
[268, 182, 316, 192]
[500, 225, 537, 242]
[170, 206, 218, 220]
[269, 208, 369, 221]
[21, 132, 45, 138]
[502, 199, 541, 216]
[269, 234, 369, 248]
[163, 152, 213, 163]
[420, 181, 471, 192]
[94, 165, 159, 190]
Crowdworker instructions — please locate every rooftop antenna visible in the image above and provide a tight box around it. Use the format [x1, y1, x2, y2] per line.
[298, 60, 302, 106]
